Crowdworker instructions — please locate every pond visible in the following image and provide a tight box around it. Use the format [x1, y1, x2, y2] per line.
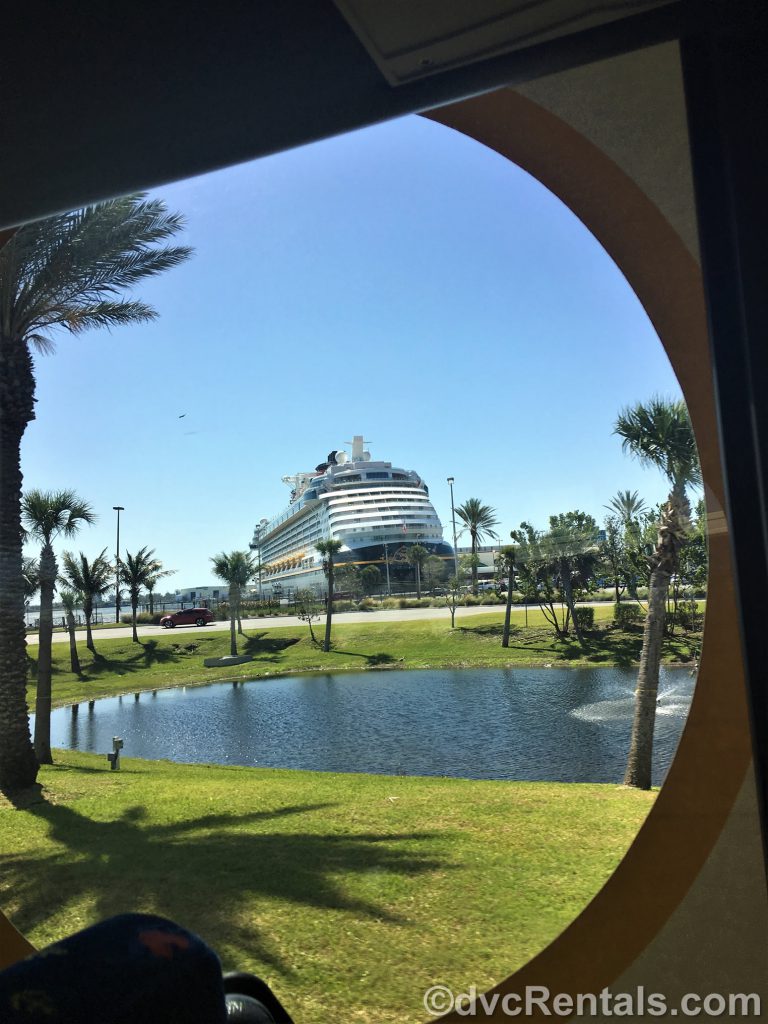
[46, 667, 694, 785]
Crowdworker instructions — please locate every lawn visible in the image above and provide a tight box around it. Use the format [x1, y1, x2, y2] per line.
[0, 752, 654, 1023]
[27, 609, 701, 710]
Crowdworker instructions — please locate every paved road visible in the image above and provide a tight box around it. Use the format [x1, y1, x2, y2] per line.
[26, 603, 552, 646]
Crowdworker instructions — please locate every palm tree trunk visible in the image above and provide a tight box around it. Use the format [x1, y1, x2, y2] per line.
[83, 597, 95, 653]
[131, 597, 139, 643]
[34, 543, 56, 764]
[625, 485, 690, 790]
[148, 589, 155, 615]
[323, 563, 334, 652]
[502, 564, 515, 648]
[624, 565, 669, 789]
[229, 585, 239, 656]
[67, 610, 81, 675]
[229, 611, 237, 655]
[415, 563, 421, 600]
[471, 533, 478, 595]
[0, 345, 39, 791]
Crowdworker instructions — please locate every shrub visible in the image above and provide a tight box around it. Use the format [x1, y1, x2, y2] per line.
[332, 599, 355, 613]
[462, 594, 481, 606]
[614, 603, 643, 628]
[357, 597, 376, 611]
[668, 600, 703, 631]
[574, 607, 594, 630]
[121, 611, 164, 625]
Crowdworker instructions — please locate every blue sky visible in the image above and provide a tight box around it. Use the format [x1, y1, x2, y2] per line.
[21, 113, 683, 590]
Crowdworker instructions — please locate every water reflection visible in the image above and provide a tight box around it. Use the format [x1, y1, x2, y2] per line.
[45, 667, 694, 785]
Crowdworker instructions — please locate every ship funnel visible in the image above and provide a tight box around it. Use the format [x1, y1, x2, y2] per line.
[351, 435, 364, 460]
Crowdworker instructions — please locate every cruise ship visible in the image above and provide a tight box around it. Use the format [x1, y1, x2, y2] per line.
[250, 436, 454, 596]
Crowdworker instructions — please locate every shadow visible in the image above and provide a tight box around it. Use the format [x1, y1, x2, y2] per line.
[2, 787, 447, 974]
[0, 782, 46, 809]
[139, 639, 184, 667]
[54, 642, 185, 683]
[456, 623, 509, 638]
[329, 650, 398, 667]
[243, 633, 300, 660]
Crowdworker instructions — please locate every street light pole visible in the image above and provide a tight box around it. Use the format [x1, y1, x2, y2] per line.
[249, 520, 267, 602]
[113, 506, 124, 623]
[447, 477, 459, 577]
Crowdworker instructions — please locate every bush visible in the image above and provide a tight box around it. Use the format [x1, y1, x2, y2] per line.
[614, 603, 643, 628]
[461, 594, 481, 606]
[357, 597, 376, 611]
[121, 611, 165, 625]
[332, 599, 355, 613]
[574, 607, 594, 630]
[668, 600, 703, 631]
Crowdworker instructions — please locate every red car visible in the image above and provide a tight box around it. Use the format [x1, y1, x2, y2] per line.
[160, 607, 214, 629]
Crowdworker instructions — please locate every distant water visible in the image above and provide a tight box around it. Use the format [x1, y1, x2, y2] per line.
[46, 667, 693, 785]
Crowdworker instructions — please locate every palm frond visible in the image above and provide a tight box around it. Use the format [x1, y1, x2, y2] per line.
[1, 192, 192, 352]
[456, 498, 500, 542]
[60, 548, 113, 599]
[210, 550, 257, 587]
[22, 488, 95, 543]
[615, 397, 701, 490]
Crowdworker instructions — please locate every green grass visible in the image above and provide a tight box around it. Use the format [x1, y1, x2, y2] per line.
[0, 752, 654, 1023]
[26, 608, 701, 710]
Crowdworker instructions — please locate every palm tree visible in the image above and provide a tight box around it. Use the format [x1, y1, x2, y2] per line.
[22, 556, 39, 601]
[59, 588, 82, 676]
[122, 547, 167, 642]
[604, 489, 648, 524]
[21, 489, 94, 764]
[615, 397, 701, 789]
[0, 195, 191, 792]
[316, 538, 343, 652]
[60, 550, 113, 654]
[211, 551, 257, 656]
[497, 545, 517, 648]
[456, 498, 499, 594]
[145, 561, 175, 616]
[405, 544, 429, 599]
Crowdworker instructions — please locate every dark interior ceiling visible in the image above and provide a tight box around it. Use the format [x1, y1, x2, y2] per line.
[1, 0, 689, 230]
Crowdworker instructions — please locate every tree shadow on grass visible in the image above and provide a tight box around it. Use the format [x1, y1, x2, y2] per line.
[456, 623, 512, 638]
[3, 790, 447, 974]
[56, 641, 186, 683]
[242, 634, 301, 664]
[328, 650, 399, 667]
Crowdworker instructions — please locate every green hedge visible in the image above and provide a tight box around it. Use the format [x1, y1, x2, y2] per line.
[574, 607, 594, 630]
[613, 603, 643, 628]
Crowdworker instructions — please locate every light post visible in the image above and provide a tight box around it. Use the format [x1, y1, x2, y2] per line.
[249, 518, 268, 602]
[113, 506, 124, 623]
[447, 477, 459, 577]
